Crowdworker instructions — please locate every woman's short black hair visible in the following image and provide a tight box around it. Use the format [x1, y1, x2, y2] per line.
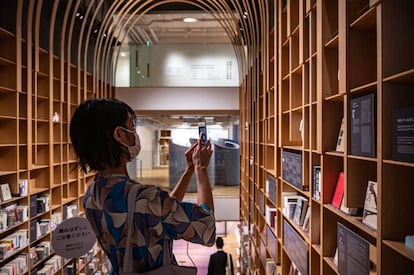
[69, 98, 136, 173]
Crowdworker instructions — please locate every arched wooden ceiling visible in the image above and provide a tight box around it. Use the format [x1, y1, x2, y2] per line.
[72, 0, 269, 87]
[13, 0, 269, 97]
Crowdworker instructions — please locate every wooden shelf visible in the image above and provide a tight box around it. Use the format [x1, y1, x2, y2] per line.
[240, 0, 414, 274]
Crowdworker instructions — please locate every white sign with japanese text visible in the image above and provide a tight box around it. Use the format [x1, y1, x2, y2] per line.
[52, 217, 96, 258]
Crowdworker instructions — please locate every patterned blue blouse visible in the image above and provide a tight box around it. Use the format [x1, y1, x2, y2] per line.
[83, 174, 216, 274]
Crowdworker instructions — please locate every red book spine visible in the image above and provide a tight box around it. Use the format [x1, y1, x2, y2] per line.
[331, 172, 345, 208]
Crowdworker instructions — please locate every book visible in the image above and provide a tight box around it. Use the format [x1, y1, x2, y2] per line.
[0, 183, 12, 201]
[282, 192, 300, 219]
[362, 180, 378, 230]
[331, 172, 345, 208]
[340, 198, 359, 216]
[293, 197, 308, 226]
[392, 106, 414, 163]
[350, 93, 376, 157]
[266, 175, 277, 205]
[284, 220, 308, 275]
[282, 150, 304, 190]
[301, 207, 311, 232]
[18, 179, 28, 197]
[337, 222, 370, 275]
[312, 165, 321, 201]
[336, 118, 345, 152]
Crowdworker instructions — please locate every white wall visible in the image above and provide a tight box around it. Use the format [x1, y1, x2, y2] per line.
[129, 43, 239, 87]
[116, 86, 239, 111]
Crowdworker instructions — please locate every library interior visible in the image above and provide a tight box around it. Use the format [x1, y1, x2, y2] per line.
[0, 0, 413, 274]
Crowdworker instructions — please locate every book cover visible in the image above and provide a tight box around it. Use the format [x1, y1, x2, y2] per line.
[392, 106, 414, 163]
[293, 197, 305, 225]
[362, 180, 378, 230]
[350, 93, 376, 158]
[282, 150, 304, 190]
[331, 172, 345, 208]
[337, 222, 370, 275]
[283, 220, 308, 275]
[0, 183, 12, 201]
[336, 118, 345, 152]
[312, 165, 321, 200]
[18, 179, 28, 197]
[30, 195, 38, 218]
[340, 198, 359, 216]
[301, 207, 311, 233]
[267, 175, 277, 205]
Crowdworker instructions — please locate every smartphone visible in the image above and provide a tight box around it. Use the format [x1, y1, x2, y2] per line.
[198, 125, 207, 145]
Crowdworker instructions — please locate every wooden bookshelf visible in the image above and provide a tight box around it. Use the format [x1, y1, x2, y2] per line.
[239, 0, 414, 274]
[0, 2, 113, 273]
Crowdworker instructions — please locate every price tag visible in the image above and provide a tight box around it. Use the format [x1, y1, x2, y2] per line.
[52, 217, 96, 258]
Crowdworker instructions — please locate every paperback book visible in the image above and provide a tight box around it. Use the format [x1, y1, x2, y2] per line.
[350, 93, 376, 158]
[331, 172, 345, 208]
[362, 180, 378, 230]
[0, 183, 12, 201]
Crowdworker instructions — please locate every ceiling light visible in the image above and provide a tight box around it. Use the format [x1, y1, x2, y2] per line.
[120, 52, 126, 57]
[183, 18, 198, 23]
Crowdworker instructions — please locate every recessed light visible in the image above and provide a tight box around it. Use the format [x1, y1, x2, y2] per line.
[183, 18, 198, 23]
[120, 52, 126, 57]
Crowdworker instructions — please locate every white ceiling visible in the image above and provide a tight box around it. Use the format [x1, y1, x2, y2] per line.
[118, 11, 234, 45]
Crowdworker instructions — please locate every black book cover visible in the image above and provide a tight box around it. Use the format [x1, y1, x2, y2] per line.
[30, 195, 38, 218]
[350, 93, 376, 157]
[337, 222, 370, 275]
[30, 219, 38, 243]
[392, 106, 414, 163]
[283, 220, 308, 275]
[282, 150, 303, 190]
[267, 175, 277, 205]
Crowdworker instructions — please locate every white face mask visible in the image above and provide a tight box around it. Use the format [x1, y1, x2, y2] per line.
[119, 127, 141, 161]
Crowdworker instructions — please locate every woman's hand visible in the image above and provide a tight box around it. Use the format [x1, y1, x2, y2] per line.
[184, 142, 197, 171]
[192, 132, 213, 170]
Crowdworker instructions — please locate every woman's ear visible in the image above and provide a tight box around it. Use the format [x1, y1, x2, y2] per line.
[113, 126, 123, 142]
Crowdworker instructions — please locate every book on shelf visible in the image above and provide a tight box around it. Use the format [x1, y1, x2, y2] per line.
[266, 175, 277, 205]
[392, 106, 414, 163]
[336, 118, 345, 152]
[265, 206, 278, 231]
[362, 180, 378, 230]
[301, 207, 311, 233]
[331, 172, 345, 208]
[293, 197, 308, 227]
[340, 198, 359, 216]
[0, 183, 12, 201]
[282, 192, 300, 220]
[282, 150, 304, 190]
[333, 247, 338, 266]
[18, 179, 28, 197]
[283, 220, 308, 275]
[30, 195, 38, 218]
[350, 93, 376, 158]
[337, 222, 370, 275]
[312, 165, 321, 201]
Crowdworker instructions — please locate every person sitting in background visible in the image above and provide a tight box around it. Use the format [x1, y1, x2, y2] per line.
[207, 236, 234, 275]
[69, 98, 216, 274]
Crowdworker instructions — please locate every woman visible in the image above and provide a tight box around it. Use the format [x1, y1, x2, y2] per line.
[69, 98, 216, 274]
